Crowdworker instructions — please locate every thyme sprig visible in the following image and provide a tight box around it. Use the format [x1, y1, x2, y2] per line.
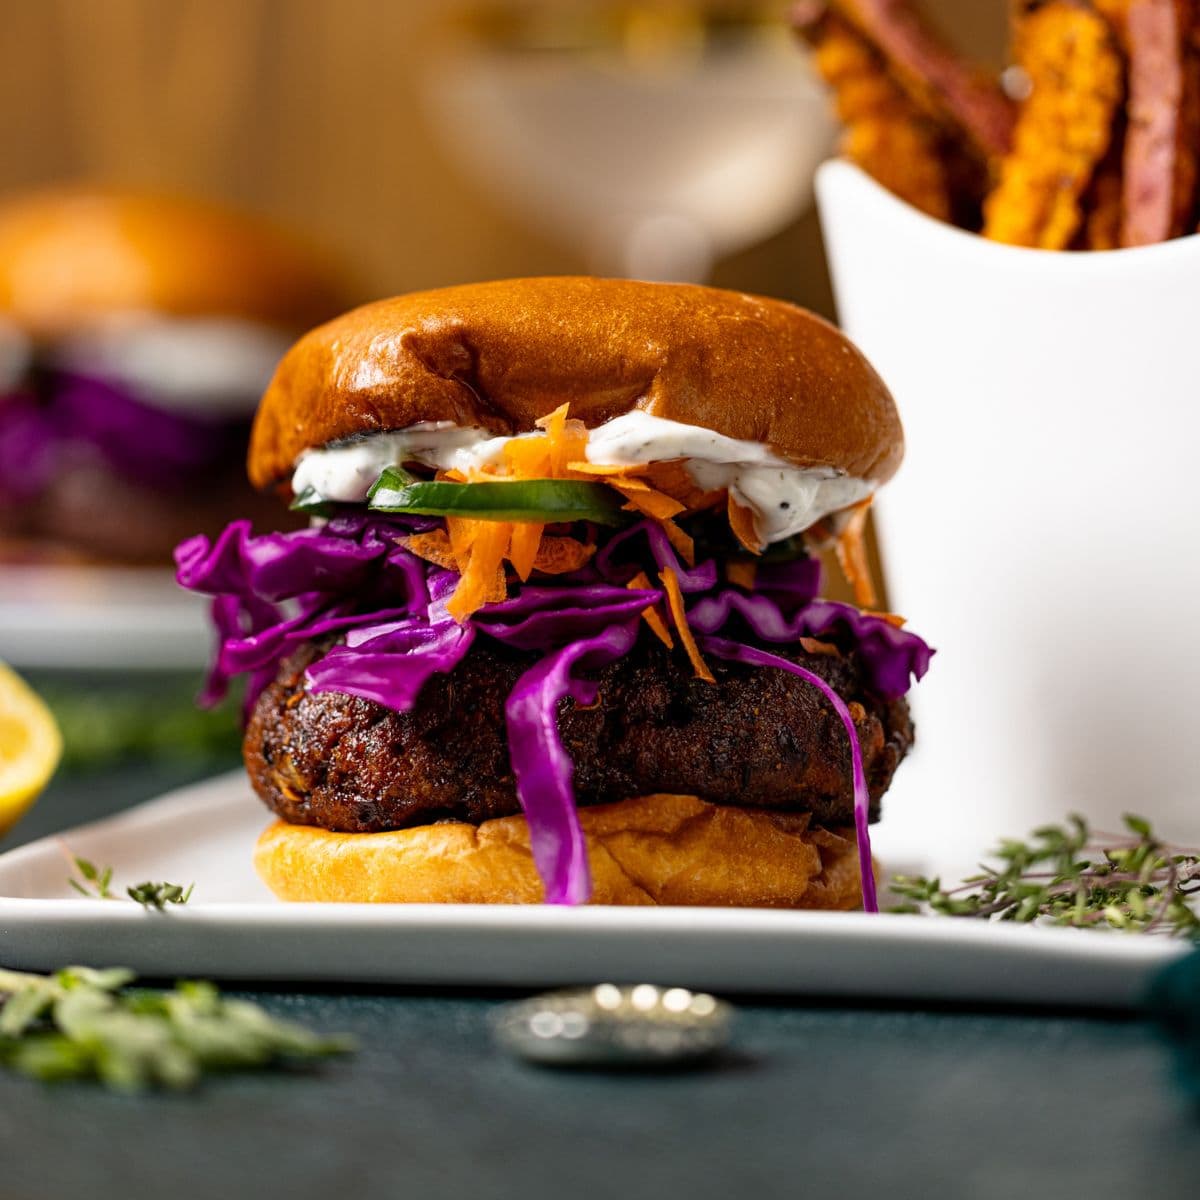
[67, 856, 114, 900]
[0, 967, 354, 1091]
[125, 881, 195, 910]
[890, 813, 1200, 939]
[66, 854, 194, 910]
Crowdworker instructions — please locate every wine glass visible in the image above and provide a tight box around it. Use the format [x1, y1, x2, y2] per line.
[423, 3, 834, 283]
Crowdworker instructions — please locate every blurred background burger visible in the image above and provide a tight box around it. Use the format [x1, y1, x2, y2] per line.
[0, 188, 342, 564]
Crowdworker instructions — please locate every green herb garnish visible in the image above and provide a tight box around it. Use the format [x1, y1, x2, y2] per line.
[367, 471, 628, 526]
[890, 813, 1200, 939]
[126, 881, 195, 910]
[67, 856, 114, 900]
[66, 854, 193, 909]
[0, 967, 353, 1091]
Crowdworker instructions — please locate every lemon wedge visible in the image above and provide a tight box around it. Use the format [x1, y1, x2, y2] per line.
[0, 662, 62, 837]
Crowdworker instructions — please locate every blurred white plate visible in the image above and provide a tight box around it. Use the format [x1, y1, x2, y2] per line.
[0, 772, 1185, 1006]
[0, 565, 210, 670]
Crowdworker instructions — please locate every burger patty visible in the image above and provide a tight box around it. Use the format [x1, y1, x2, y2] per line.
[245, 634, 914, 833]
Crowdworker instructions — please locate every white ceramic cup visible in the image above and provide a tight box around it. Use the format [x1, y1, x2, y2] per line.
[816, 159, 1200, 868]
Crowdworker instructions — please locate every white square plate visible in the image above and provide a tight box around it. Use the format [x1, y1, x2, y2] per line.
[0, 772, 1185, 1007]
[0, 565, 210, 670]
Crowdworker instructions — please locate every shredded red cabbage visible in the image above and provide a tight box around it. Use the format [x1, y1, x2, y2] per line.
[688, 592, 931, 702]
[307, 620, 476, 709]
[53, 374, 242, 489]
[505, 621, 641, 904]
[177, 514, 932, 907]
[699, 636, 878, 913]
[1, 373, 250, 497]
[0, 393, 56, 502]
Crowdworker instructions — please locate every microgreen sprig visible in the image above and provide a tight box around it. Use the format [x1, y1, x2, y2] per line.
[890, 813, 1200, 939]
[0, 967, 354, 1091]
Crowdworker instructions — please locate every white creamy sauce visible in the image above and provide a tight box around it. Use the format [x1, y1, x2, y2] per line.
[52, 315, 294, 416]
[292, 423, 484, 502]
[291, 412, 874, 543]
[584, 413, 872, 542]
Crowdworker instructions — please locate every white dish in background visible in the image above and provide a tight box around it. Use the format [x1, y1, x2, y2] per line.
[0, 772, 1184, 1007]
[0, 565, 210, 670]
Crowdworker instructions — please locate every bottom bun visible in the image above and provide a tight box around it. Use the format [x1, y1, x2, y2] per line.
[254, 793, 864, 908]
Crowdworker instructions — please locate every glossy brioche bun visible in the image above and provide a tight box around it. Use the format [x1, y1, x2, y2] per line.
[249, 276, 903, 492]
[253, 792, 864, 908]
[0, 187, 342, 337]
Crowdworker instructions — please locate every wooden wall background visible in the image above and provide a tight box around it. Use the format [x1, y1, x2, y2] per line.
[0, 0, 1008, 312]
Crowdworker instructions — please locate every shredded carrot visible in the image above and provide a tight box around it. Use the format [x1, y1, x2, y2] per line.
[605, 475, 652, 492]
[616, 484, 687, 521]
[532, 536, 595, 575]
[501, 436, 550, 479]
[536, 403, 589, 475]
[400, 402, 796, 624]
[508, 521, 544, 581]
[401, 531, 459, 571]
[727, 493, 763, 555]
[566, 460, 648, 477]
[660, 518, 695, 567]
[536, 402, 568, 435]
[626, 570, 674, 648]
[799, 637, 840, 658]
[725, 560, 758, 590]
[447, 520, 510, 622]
[835, 498, 878, 609]
[660, 566, 715, 684]
[569, 458, 720, 515]
[645, 460, 723, 511]
[867, 611, 907, 629]
[802, 518, 834, 551]
[446, 515, 478, 563]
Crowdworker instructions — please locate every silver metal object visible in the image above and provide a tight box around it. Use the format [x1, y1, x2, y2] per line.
[493, 984, 732, 1068]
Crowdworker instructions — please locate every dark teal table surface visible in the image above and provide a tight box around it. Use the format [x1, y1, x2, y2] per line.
[2, 759, 1198, 1200]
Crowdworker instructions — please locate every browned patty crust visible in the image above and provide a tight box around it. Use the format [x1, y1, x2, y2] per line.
[244, 635, 914, 834]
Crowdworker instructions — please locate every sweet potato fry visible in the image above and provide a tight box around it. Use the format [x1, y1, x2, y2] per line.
[1179, 8, 1200, 232]
[795, 1, 1017, 227]
[1118, 0, 1200, 243]
[984, 1, 1124, 248]
[794, 2, 955, 219]
[1121, 0, 1190, 243]
[1079, 127, 1128, 248]
[829, 0, 1017, 157]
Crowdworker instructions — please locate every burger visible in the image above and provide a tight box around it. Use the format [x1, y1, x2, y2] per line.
[176, 277, 932, 909]
[0, 187, 342, 564]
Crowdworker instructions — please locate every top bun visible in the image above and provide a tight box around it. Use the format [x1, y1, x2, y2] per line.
[249, 277, 902, 491]
[0, 188, 343, 337]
